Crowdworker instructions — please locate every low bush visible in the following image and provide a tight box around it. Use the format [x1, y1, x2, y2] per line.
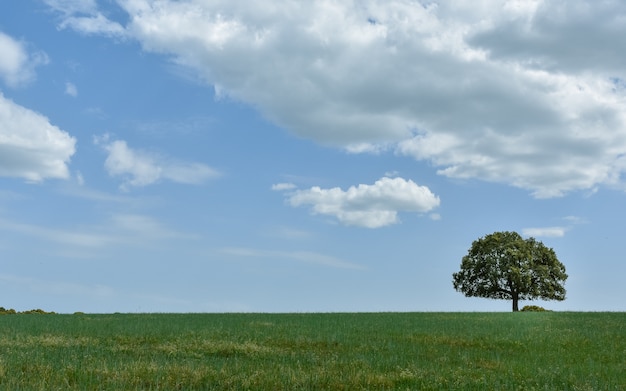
[521, 305, 547, 312]
[20, 308, 56, 314]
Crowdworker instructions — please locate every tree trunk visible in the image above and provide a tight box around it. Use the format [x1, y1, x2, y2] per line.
[512, 292, 519, 312]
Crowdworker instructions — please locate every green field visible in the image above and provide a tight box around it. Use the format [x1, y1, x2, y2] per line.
[0, 312, 623, 390]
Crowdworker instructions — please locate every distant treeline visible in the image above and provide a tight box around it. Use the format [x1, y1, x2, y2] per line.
[0, 307, 55, 315]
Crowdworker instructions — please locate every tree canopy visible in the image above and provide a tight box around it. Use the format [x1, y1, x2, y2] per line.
[452, 231, 567, 311]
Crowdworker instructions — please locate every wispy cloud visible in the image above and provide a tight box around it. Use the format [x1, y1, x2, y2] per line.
[58, 184, 138, 204]
[563, 215, 588, 225]
[109, 214, 198, 241]
[94, 135, 220, 190]
[42, 0, 99, 15]
[523, 215, 588, 238]
[429, 213, 442, 221]
[65, 81, 77, 96]
[264, 226, 313, 240]
[0, 213, 197, 250]
[0, 273, 115, 300]
[522, 227, 567, 238]
[220, 247, 365, 270]
[271, 183, 297, 191]
[44, 0, 125, 38]
[60, 13, 126, 38]
[0, 217, 115, 248]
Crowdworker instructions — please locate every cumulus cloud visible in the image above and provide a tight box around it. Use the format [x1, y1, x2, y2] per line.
[48, 0, 626, 197]
[0, 31, 48, 87]
[95, 135, 219, 189]
[282, 177, 440, 228]
[0, 93, 76, 181]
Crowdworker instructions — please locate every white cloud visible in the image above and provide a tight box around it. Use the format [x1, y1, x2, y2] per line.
[0, 93, 76, 181]
[0, 31, 48, 87]
[522, 227, 566, 238]
[99, 138, 160, 187]
[95, 136, 219, 189]
[48, 0, 626, 197]
[44, 0, 125, 38]
[283, 177, 440, 228]
[60, 13, 126, 38]
[65, 82, 78, 97]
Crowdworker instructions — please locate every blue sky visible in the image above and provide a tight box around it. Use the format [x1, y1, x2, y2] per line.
[1, 0, 625, 313]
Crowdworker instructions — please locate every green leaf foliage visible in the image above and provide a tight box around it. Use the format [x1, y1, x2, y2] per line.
[452, 231, 567, 311]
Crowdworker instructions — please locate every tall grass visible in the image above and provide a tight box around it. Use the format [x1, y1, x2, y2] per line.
[0, 312, 623, 390]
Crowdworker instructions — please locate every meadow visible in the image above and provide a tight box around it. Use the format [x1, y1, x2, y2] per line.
[0, 312, 623, 390]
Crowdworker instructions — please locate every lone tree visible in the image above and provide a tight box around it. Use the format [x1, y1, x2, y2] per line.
[452, 231, 567, 312]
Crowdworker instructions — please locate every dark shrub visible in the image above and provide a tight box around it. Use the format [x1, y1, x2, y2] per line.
[21, 309, 56, 314]
[521, 305, 547, 312]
